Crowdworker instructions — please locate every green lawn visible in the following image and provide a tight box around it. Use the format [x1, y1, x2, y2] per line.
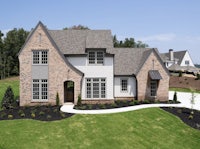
[0, 108, 200, 149]
[170, 87, 200, 93]
[0, 76, 19, 102]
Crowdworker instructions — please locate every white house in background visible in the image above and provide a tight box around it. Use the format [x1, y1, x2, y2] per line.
[160, 49, 199, 73]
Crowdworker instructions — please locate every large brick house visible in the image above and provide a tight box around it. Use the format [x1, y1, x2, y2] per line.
[18, 22, 169, 106]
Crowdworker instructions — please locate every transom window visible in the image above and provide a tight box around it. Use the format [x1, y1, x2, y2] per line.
[32, 79, 48, 100]
[86, 78, 106, 98]
[121, 79, 128, 92]
[33, 50, 48, 64]
[88, 51, 104, 65]
[150, 80, 157, 96]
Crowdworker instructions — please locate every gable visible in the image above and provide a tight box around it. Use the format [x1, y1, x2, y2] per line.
[19, 21, 83, 76]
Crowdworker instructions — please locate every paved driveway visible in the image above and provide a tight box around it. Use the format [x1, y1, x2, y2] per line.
[169, 91, 200, 110]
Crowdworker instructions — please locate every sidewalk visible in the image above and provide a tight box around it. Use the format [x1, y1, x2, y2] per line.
[60, 91, 200, 114]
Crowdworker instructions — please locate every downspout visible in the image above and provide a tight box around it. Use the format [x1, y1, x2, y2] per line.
[133, 74, 138, 100]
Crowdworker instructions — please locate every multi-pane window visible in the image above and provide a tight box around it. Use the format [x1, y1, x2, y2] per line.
[86, 78, 106, 98]
[32, 79, 48, 100]
[185, 60, 190, 65]
[150, 80, 157, 96]
[33, 50, 48, 64]
[88, 51, 104, 65]
[33, 51, 40, 64]
[121, 79, 128, 92]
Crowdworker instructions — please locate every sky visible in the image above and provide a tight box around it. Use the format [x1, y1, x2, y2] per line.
[1, 0, 200, 64]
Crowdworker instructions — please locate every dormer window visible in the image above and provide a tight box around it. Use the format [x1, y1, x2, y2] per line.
[88, 51, 104, 65]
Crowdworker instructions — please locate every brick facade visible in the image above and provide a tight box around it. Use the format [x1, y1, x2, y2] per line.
[137, 51, 169, 101]
[19, 24, 82, 106]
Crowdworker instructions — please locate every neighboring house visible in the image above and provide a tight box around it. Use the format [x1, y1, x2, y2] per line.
[18, 22, 169, 106]
[160, 49, 199, 73]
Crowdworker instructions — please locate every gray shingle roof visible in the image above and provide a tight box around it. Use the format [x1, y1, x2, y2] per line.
[149, 70, 162, 80]
[48, 30, 113, 54]
[160, 51, 187, 65]
[108, 48, 153, 75]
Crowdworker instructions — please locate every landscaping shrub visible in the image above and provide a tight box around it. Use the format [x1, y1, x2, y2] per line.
[31, 113, 36, 118]
[39, 111, 45, 116]
[77, 94, 82, 106]
[196, 73, 200, 80]
[8, 114, 13, 119]
[179, 71, 183, 77]
[56, 92, 60, 106]
[1, 86, 16, 109]
[173, 92, 177, 102]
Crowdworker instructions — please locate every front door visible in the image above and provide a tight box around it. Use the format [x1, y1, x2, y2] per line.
[64, 81, 74, 102]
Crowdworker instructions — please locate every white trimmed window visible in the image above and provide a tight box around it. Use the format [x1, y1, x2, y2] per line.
[150, 80, 157, 96]
[33, 50, 48, 64]
[32, 79, 48, 100]
[185, 60, 190, 65]
[86, 78, 106, 98]
[121, 79, 128, 92]
[88, 51, 104, 65]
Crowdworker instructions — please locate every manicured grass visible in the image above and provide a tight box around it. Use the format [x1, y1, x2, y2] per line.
[0, 108, 200, 149]
[170, 87, 200, 93]
[0, 76, 19, 103]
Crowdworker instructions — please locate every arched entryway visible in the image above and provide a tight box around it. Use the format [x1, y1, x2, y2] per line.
[64, 81, 74, 103]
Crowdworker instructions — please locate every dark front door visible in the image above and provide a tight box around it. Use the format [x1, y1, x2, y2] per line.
[64, 81, 74, 102]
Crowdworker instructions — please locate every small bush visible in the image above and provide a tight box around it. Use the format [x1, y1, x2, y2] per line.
[53, 108, 58, 113]
[31, 113, 36, 118]
[1, 86, 16, 109]
[0, 112, 6, 118]
[134, 100, 139, 105]
[79, 105, 87, 110]
[77, 94, 82, 106]
[56, 92, 60, 106]
[196, 73, 200, 80]
[60, 112, 65, 118]
[87, 104, 93, 110]
[173, 92, 177, 102]
[188, 114, 193, 120]
[18, 110, 24, 115]
[39, 111, 45, 116]
[129, 101, 135, 106]
[177, 109, 182, 114]
[47, 115, 52, 119]
[111, 103, 118, 108]
[8, 115, 13, 119]
[143, 100, 150, 104]
[99, 104, 106, 109]
[179, 71, 182, 77]
[20, 113, 25, 117]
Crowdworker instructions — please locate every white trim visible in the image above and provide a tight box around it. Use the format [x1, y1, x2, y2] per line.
[85, 78, 106, 99]
[87, 50, 104, 66]
[120, 78, 128, 93]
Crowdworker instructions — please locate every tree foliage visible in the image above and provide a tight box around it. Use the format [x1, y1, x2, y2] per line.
[1, 86, 15, 109]
[0, 28, 29, 79]
[113, 35, 148, 48]
[63, 25, 90, 30]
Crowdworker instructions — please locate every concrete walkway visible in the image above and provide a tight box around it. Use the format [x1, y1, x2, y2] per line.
[60, 91, 200, 114]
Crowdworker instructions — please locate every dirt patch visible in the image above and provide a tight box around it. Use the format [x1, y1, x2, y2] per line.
[170, 76, 200, 90]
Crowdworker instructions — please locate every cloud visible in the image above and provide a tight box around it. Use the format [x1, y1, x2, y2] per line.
[137, 33, 176, 42]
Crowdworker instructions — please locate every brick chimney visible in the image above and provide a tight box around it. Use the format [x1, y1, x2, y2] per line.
[169, 49, 174, 61]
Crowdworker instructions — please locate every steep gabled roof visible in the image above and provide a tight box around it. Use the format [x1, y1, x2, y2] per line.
[48, 29, 113, 54]
[109, 48, 170, 76]
[160, 50, 187, 65]
[108, 48, 151, 75]
[19, 21, 83, 75]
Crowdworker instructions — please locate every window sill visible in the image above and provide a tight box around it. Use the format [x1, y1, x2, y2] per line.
[31, 100, 49, 102]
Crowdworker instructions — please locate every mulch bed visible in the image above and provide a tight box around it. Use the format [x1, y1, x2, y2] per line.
[0, 106, 74, 121]
[161, 107, 200, 130]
